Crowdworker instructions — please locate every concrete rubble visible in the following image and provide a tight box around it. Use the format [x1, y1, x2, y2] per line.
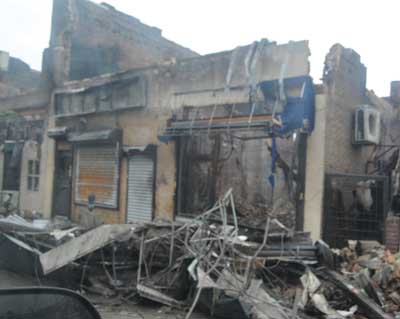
[0, 189, 398, 319]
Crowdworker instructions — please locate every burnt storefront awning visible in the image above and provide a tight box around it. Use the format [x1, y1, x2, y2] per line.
[67, 128, 122, 144]
[158, 76, 315, 141]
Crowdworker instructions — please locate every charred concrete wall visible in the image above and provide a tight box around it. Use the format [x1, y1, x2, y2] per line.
[51, 40, 310, 224]
[322, 44, 400, 177]
[45, 0, 197, 86]
[303, 44, 400, 241]
[323, 44, 369, 174]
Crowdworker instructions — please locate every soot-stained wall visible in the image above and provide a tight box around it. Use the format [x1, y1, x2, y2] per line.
[46, 0, 198, 85]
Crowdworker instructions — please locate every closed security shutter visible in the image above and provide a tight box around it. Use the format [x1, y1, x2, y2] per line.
[127, 155, 154, 222]
[76, 145, 119, 208]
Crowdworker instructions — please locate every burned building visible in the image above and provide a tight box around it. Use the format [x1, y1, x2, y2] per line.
[43, 0, 197, 86]
[0, 0, 399, 253]
[0, 0, 197, 220]
[48, 39, 313, 227]
[305, 44, 400, 247]
[0, 49, 51, 216]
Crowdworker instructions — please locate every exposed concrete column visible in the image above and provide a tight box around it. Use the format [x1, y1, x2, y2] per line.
[304, 93, 327, 241]
[51, 47, 71, 87]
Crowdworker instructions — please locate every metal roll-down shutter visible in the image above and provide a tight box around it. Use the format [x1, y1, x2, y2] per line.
[76, 145, 119, 208]
[127, 155, 154, 222]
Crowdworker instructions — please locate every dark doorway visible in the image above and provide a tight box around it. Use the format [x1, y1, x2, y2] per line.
[53, 150, 73, 217]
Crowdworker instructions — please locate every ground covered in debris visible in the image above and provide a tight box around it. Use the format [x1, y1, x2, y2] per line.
[0, 190, 399, 319]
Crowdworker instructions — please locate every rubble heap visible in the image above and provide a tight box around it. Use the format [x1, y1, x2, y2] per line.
[0, 190, 397, 319]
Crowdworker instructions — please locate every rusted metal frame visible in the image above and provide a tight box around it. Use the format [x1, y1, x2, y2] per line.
[230, 134, 272, 140]
[163, 260, 186, 290]
[228, 189, 239, 235]
[100, 248, 115, 285]
[208, 135, 221, 205]
[185, 202, 227, 319]
[185, 286, 203, 319]
[161, 123, 271, 138]
[137, 232, 145, 286]
[227, 104, 236, 134]
[184, 204, 293, 318]
[247, 101, 257, 127]
[261, 265, 288, 289]
[207, 104, 218, 136]
[112, 244, 118, 284]
[16, 233, 55, 251]
[147, 237, 166, 276]
[145, 205, 222, 244]
[189, 108, 200, 136]
[173, 114, 273, 126]
[244, 218, 271, 287]
[80, 252, 93, 292]
[169, 221, 175, 267]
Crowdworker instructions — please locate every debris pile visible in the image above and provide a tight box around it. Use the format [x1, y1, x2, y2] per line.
[0, 190, 397, 318]
[333, 240, 400, 316]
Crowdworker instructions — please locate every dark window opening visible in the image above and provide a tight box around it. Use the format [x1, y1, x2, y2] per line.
[3, 144, 22, 191]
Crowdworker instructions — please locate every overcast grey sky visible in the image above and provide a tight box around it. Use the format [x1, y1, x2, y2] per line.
[1, 0, 399, 96]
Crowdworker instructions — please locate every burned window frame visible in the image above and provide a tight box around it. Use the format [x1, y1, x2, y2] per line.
[54, 76, 147, 118]
[27, 159, 40, 192]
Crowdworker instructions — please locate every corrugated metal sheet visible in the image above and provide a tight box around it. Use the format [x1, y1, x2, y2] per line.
[76, 145, 119, 208]
[127, 155, 154, 222]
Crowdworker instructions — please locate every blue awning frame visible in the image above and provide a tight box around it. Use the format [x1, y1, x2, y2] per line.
[259, 75, 315, 136]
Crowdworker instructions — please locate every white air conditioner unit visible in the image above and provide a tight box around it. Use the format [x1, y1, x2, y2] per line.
[354, 105, 381, 145]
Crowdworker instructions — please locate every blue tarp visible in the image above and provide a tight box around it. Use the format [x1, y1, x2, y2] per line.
[259, 75, 315, 136]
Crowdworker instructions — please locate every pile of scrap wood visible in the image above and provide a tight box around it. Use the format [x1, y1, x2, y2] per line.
[0, 189, 397, 318]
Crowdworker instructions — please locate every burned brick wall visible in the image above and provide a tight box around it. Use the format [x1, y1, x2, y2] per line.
[45, 0, 197, 84]
[323, 44, 369, 175]
[322, 45, 400, 179]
